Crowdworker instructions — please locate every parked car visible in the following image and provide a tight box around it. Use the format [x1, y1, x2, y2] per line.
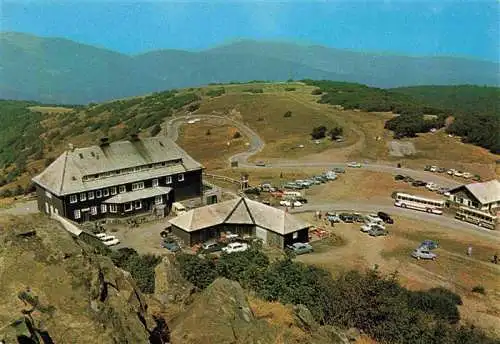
[332, 167, 345, 174]
[162, 240, 181, 252]
[426, 182, 439, 191]
[360, 223, 385, 233]
[366, 214, 384, 224]
[95, 233, 107, 239]
[453, 170, 464, 177]
[419, 240, 438, 250]
[424, 165, 432, 171]
[412, 180, 426, 187]
[430, 166, 438, 172]
[339, 213, 355, 223]
[295, 197, 308, 204]
[462, 172, 473, 179]
[201, 240, 224, 253]
[404, 176, 415, 183]
[411, 248, 437, 260]
[295, 180, 311, 188]
[323, 172, 338, 181]
[437, 167, 447, 173]
[377, 211, 394, 224]
[369, 227, 389, 237]
[255, 161, 266, 167]
[100, 235, 116, 242]
[352, 213, 365, 223]
[436, 187, 448, 195]
[347, 161, 362, 168]
[286, 242, 314, 255]
[394, 174, 405, 181]
[326, 212, 341, 222]
[222, 242, 249, 254]
[103, 238, 120, 247]
[284, 183, 302, 190]
[447, 169, 456, 175]
[313, 175, 328, 183]
[225, 232, 240, 240]
[279, 200, 302, 207]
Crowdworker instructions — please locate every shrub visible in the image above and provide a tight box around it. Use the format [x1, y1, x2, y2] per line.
[311, 88, 323, 95]
[471, 285, 486, 294]
[283, 111, 292, 118]
[233, 131, 242, 139]
[177, 253, 218, 289]
[150, 124, 162, 137]
[216, 249, 269, 289]
[328, 127, 343, 140]
[407, 290, 460, 324]
[311, 126, 327, 139]
[187, 103, 200, 112]
[206, 88, 225, 97]
[243, 88, 264, 94]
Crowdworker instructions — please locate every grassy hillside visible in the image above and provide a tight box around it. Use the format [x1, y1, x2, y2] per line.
[1, 32, 499, 104]
[0, 81, 498, 199]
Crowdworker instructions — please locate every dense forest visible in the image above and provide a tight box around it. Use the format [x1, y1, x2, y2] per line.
[304, 80, 500, 154]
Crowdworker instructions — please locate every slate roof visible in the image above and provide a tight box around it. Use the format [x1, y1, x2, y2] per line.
[451, 179, 500, 205]
[169, 197, 310, 235]
[103, 187, 172, 204]
[32, 136, 203, 196]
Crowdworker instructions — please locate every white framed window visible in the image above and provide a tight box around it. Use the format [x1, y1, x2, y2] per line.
[88, 191, 94, 200]
[69, 195, 77, 204]
[111, 187, 117, 195]
[132, 182, 144, 191]
[155, 195, 163, 205]
[110, 204, 117, 213]
[101, 204, 107, 213]
[119, 185, 126, 193]
[135, 200, 142, 209]
[152, 179, 159, 187]
[90, 206, 97, 215]
[74, 209, 81, 219]
[178, 173, 184, 182]
[124, 202, 133, 212]
[103, 188, 109, 197]
[96, 190, 102, 198]
[79, 193, 86, 201]
[165, 176, 172, 184]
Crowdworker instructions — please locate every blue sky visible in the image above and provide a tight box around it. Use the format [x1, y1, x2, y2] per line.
[1, 0, 499, 61]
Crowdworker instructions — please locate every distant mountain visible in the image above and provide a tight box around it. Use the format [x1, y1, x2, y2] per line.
[1, 33, 499, 104]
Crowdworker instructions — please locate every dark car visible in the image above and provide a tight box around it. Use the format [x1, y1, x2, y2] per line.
[424, 165, 432, 171]
[200, 240, 225, 253]
[394, 174, 405, 181]
[352, 213, 365, 223]
[339, 213, 354, 223]
[295, 197, 308, 204]
[162, 239, 181, 252]
[419, 240, 438, 250]
[377, 211, 394, 224]
[412, 180, 426, 187]
[404, 176, 415, 183]
[437, 167, 447, 173]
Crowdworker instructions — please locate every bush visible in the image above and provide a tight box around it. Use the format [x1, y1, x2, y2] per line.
[328, 127, 343, 140]
[407, 290, 460, 324]
[232, 131, 242, 139]
[471, 285, 486, 294]
[311, 126, 327, 139]
[206, 88, 225, 97]
[216, 250, 269, 289]
[311, 88, 323, 95]
[284, 111, 292, 118]
[187, 103, 200, 112]
[177, 253, 218, 289]
[243, 88, 264, 94]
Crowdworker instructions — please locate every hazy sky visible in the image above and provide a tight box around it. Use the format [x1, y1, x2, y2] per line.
[2, 0, 499, 61]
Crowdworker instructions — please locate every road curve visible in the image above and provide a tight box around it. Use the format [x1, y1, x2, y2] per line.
[165, 114, 461, 188]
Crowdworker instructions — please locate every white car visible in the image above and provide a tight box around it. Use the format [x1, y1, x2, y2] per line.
[225, 232, 240, 240]
[447, 169, 456, 175]
[279, 200, 302, 207]
[347, 161, 362, 168]
[453, 170, 464, 177]
[462, 172, 473, 179]
[103, 238, 120, 247]
[411, 248, 437, 260]
[100, 235, 116, 242]
[430, 166, 438, 172]
[360, 223, 385, 233]
[426, 182, 439, 191]
[365, 214, 384, 224]
[95, 233, 107, 239]
[221, 242, 249, 254]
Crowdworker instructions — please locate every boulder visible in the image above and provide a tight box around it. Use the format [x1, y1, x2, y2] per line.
[293, 304, 319, 332]
[170, 278, 277, 344]
[154, 255, 196, 305]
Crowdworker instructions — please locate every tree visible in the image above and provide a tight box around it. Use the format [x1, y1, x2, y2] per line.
[328, 127, 343, 140]
[284, 111, 292, 118]
[233, 131, 242, 139]
[311, 126, 327, 139]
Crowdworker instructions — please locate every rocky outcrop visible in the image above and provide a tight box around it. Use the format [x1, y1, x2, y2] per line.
[170, 278, 278, 344]
[0, 215, 168, 344]
[154, 255, 195, 306]
[293, 305, 350, 344]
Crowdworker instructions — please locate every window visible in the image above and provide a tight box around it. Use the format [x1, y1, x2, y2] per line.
[132, 182, 144, 191]
[165, 176, 172, 184]
[79, 193, 86, 201]
[69, 195, 77, 204]
[103, 189, 109, 197]
[155, 195, 163, 205]
[111, 187, 117, 195]
[101, 204, 107, 213]
[152, 179, 159, 187]
[110, 204, 117, 213]
[119, 185, 126, 193]
[88, 191, 94, 200]
[293, 232, 298, 239]
[178, 173, 185, 182]
[45, 191, 52, 199]
[135, 200, 142, 209]
[74, 209, 81, 219]
[90, 206, 97, 215]
[125, 203, 133, 212]
[96, 190, 102, 198]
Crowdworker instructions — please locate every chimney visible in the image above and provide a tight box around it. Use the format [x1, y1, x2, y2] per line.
[99, 137, 110, 147]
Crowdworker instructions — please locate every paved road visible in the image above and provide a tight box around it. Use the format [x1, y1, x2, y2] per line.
[288, 202, 500, 240]
[166, 113, 461, 188]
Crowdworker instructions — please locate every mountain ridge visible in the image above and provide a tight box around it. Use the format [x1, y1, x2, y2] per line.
[1, 32, 499, 104]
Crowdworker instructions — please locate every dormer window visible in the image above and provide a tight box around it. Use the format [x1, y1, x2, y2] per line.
[178, 174, 184, 182]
